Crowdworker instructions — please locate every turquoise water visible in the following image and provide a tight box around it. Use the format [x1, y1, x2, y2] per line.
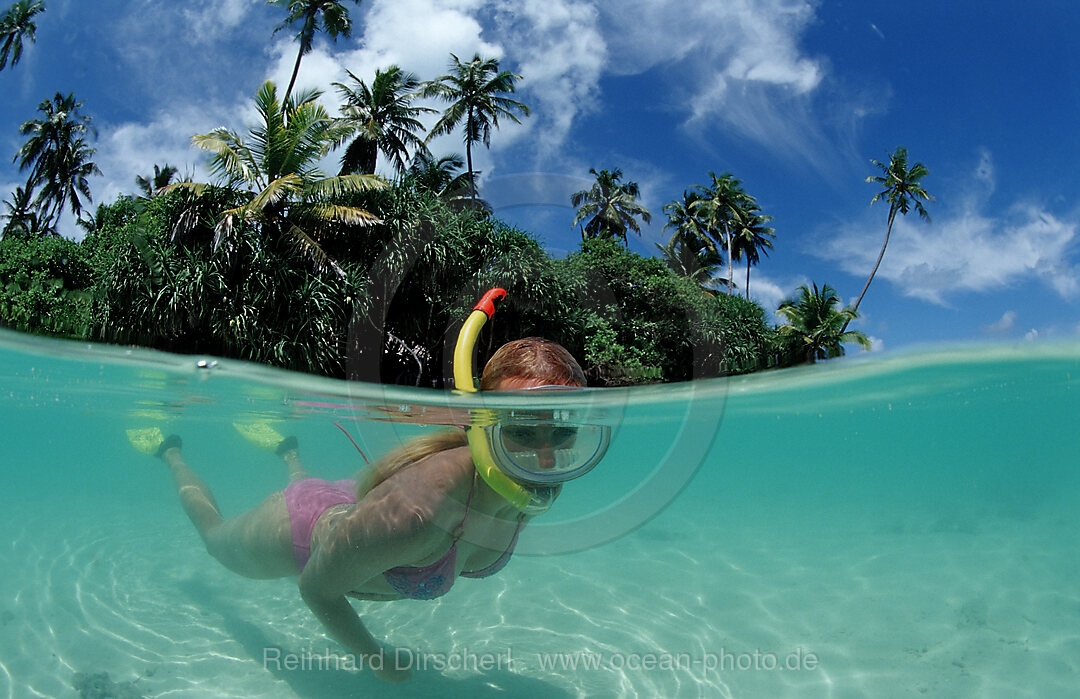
[1, 327, 1078, 697]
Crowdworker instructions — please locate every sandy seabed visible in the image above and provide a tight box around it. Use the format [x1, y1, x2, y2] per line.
[1, 494, 1077, 699]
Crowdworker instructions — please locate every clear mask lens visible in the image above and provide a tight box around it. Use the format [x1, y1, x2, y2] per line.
[487, 422, 610, 484]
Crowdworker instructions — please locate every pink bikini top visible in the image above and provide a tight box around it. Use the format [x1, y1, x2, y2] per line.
[382, 474, 524, 600]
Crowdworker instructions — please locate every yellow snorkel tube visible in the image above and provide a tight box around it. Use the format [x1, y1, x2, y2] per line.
[453, 288, 536, 512]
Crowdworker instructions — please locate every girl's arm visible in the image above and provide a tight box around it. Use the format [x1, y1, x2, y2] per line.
[297, 484, 443, 683]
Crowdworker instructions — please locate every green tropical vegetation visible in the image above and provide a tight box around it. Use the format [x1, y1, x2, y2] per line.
[167, 81, 382, 278]
[0, 0, 926, 382]
[0, 0, 44, 71]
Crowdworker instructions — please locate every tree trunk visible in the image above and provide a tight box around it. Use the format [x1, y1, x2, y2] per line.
[841, 206, 896, 333]
[466, 108, 476, 204]
[725, 223, 733, 295]
[745, 256, 752, 300]
[283, 47, 303, 108]
[363, 139, 378, 175]
[346, 298, 388, 384]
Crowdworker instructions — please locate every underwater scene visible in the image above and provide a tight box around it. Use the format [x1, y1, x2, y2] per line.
[0, 328, 1077, 698]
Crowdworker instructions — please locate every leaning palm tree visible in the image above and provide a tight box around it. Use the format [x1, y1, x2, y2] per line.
[333, 65, 435, 175]
[166, 81, 383, 277]
[844, 147, 933, 331]
[729, 206, 775, 300]
[268, 0, 359, 105]
[0, 0, 45, 71]
[423, 52, 530, 202]
[692, 171, 753, 295]
[776, 282, 871, 364]
[571, 167, 652, 245]
[15, 92, 100, 227]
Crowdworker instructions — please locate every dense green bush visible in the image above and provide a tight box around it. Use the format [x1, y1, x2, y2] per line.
[0, 181, 779, 384]
[554, 239, 771, 384]
[0, 234, 95, 337]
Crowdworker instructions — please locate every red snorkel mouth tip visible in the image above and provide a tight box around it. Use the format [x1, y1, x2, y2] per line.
[473, 288, 507, 318]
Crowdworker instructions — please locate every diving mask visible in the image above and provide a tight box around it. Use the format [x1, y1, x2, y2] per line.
[453, 289, 611, 513]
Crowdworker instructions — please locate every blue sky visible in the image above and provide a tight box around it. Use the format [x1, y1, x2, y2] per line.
[2, 0, 1078, 354]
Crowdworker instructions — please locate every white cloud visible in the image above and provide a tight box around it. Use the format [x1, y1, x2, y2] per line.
[344, 0, 498, 80]
[267, 0, 501, 99]
[742, 271, 811, 323]
[78, 101, 250, 238]
[493, 0, 606, 158]
[817, 151, 1080, 305]
[745, 273, 789, 314]
[181, 0, 260, 42]
[306, 0, 829, 173]
[982, 310, 1017, 334]
[593, 0, 833, 165]
[339, 0, 607, 167]
[268, 41, 350, 100]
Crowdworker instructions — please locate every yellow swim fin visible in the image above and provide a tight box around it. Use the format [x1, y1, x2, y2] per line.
[126, 427, 164, 456]
[232, 421, 286, 451]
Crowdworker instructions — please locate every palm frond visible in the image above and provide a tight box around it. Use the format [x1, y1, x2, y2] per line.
[306, 173, 386, 200]
[304, 202, 380, 226]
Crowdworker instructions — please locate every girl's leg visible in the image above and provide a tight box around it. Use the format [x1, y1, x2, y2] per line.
[160, 437, 223, 537]
[160, 438, 297, 579]
[276, 436, 310, 483]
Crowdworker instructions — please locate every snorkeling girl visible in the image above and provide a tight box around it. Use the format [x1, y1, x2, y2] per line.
[143, 291, 608, 683]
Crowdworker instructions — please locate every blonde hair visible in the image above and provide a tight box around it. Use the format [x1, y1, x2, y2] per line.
[354, 429, 468, 499]
[355, 337, 583, 499]
[480, 337, 586, 390]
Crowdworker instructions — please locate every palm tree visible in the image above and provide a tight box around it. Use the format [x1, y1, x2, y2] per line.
[655, 234, 725, 293]
[406, 151, 486, 211]
[571, 167, 652, 245]
[269, 0, 359, 105]
[730, 206, 775, 300]
[663, 190, 708, 242]
[662, 190, 722, 285]
[0, 0, 45, 71]
[844, 147, 933, 331]
[168, 81, 383, 277]
[1, 185, 48, 238]
[692, 171, 754, 295]
[333, 65, 435, 175]
[135, 163, 179, 198]
[423, 52, 530, 201]
[776, 282, 871, 364]
[15, 92, 100, 228]
[408, 151, 465, 192]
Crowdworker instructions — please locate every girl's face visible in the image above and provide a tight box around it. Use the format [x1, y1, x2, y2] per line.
[492, 376, 580, 470]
